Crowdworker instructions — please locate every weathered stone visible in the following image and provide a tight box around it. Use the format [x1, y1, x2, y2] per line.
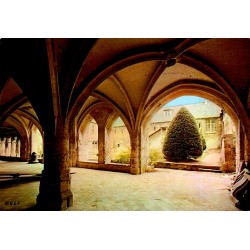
[156, 161, 199, 171]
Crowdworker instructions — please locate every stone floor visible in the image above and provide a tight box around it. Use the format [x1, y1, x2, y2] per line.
[0, 160, 239, 211]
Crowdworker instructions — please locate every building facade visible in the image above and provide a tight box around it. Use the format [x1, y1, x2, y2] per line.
[110, 100, 235, 162]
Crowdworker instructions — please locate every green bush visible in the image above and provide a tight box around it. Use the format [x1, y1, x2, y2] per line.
[112, 148, 131, 164]
[162, 107, 203, 161]
[149, 148, 160, 165]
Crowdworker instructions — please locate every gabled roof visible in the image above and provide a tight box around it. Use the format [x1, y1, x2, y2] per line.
[151, 100, 222, 123]
[149, 127, 166, 137]
[112, 100, 222, 127]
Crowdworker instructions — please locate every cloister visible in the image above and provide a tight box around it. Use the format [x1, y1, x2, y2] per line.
[0, 38, 249, 210]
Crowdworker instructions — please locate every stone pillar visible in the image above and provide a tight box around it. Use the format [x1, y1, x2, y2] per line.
[224, 134, 236, 162]
[235, 121, 245, 174]
[11, 137, 17, 157]
[239, 124, 245, 161]
[244, 133, 250, 166]
[242, 131, 249, 167]
[130, 130, 141, 175]
[98, 124, 105, 164]
[221, 133, 236, 173]
[2, 138, 7, 156]
[235, 121, 239, 172]
[6, 137, 11, 156]
[141, 124, 149, 173]
[36, 122, 73, 210]
[69, 119, 78, 168]
[78, 132, 84, 161]
[16, 138, 21, 157]
[0, 138, 4, 156]
[20, 137, 29, 161]
[105, 128, 112, 164]
[78, 123, 92, 162]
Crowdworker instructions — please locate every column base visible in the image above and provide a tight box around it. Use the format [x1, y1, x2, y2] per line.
[36, 190, 73, 211]
[36, 170, 73, 211]
[130, 167, 141, 175]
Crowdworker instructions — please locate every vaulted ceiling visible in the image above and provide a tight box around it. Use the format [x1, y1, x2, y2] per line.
[0, 38, 250, 137]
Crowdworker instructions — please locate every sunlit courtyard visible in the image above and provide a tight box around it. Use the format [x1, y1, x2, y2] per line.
[0, 161, 238, 211]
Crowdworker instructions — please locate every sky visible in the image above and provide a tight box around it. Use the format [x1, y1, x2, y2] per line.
[165, 96, 205, 107]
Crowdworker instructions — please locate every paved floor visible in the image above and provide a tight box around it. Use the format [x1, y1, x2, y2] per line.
[0, 160, 239, 211]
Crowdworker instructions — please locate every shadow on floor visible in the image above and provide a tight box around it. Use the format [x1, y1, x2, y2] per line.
[0, 176, 41, 188]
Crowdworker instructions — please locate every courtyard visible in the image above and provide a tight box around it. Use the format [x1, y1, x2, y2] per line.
[0, 161, 239, 211]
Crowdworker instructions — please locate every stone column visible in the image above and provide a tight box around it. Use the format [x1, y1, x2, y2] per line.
[245, 133, 250, 166]
[105, 128, 112, 164]
[11, 137, 17, 157]
[20, 137, 29, 161]
[2, 138, 7, 156]
[16, 138, 21, 157]
[224, 134, 236, 162]
[0, 138, 4, 156]
[98, 124, 105, 164]
[240, 125, 246, 162]
[141, 124, 149, 173]
[36, 122, 73, 210]
[78, 133, 84, 161]
[6, 137, 11, 156]
[79, 129, 90, 162]
[235, 121, 243, 173]
[130, 130, 141, 175]
[69, 119, 78, 168]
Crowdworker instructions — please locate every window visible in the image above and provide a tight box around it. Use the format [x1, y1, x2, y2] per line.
[206, 119, 217, 132]
[163, 109, 173, 117]
[92, 141, 98, 149]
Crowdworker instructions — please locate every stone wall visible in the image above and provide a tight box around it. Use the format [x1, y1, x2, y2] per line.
[77, 161, 130, 173]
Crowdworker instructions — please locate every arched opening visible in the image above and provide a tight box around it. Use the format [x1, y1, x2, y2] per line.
[78, 114, 98, 162]
[73, 97, 132, 173]
[30, 124, 44, 160]
[106, 116, 131, 164]
[0, 118, 30, 161]
[142, 91, 240, 173]
[2, 38, 249, 211]
[0, 122, 21, 159]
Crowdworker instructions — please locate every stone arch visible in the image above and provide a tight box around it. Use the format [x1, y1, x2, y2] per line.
[14, 109, 43, 137]
[30, 123, 44, 158]
[75, 94, 132, 152]
[75, 102, 131, 173]
[5, 116, 30, 161]
[67, 40, 249, 175]
[0, 95, 27, 125]
[180, 55, 250, 142]
[68, 39, 205, 122]
[140, 83, 246, 173]
[78, 114, 98, 162]
[182, 53, 242, 98]
[143, 82, 238, 126]
[105, 112, 119, 164]
[105, 112, 131, 164]
[8, 112, 44, 161]
[0, 90, 44, 162]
